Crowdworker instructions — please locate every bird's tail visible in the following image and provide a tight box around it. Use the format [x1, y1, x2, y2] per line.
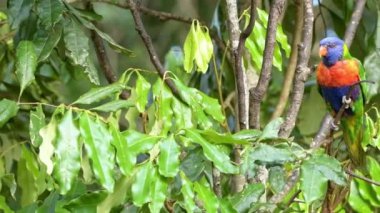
[341, 115, 366, 167]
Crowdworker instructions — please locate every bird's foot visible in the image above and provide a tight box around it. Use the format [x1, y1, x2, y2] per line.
[342, 95, 352, 109]
[331, 121, 340, 131]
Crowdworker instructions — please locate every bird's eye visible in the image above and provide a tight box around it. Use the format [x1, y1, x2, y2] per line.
[328, 44, 336, 48]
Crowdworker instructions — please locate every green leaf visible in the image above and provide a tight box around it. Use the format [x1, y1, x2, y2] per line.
[109, 123, 131, 176]
[185, 129, 239, 174]
[301, 161, 328, 203]
[64, 191, 107, 212]
[268, 166, 285, 194]
[305, 153, 346, 186]
[158, 135, 180, 177]
[65, 3, 133, 56]
[30, 105, 45, 147]
[354, 170, 380, 207]
[80, 113, 115, 192]
[194, 24, 213, 73]
[73, 83, 123, 105]
[172, 97, 193, 129]
[37, 192, 60, 213]
[8, 0, 33, 28]
[183, 20, 198, 72]
[180, 147, 206, 181]
[198, 92, 225, 123]
[229, 183, 265, 212]
[364, 50, 380, 100]
[276, 26, 291, 57]
[349, 180, 373, 212]
[149, 168, 168, 213]
[92, 100, 134, 112]
[173, 78, 223, 127]
[64, 18, 99, 84]
[123, 130, 160, 157]
[180, 172, 196, 212]
[194, 178, 219, 212]
[250, 144, 295, 165]
[54, 109, 81, 194]
[38, 119, 56, 175]
[131, 161, 153, 206]
[16, 40, 37, 97]
[258, 117, 284, 141]
[0, 195, 13, 213]
[135, 73, 151, 113]
[233, 129, 262, 141]
[0, 99, 19, 128]
[152, 79, 173, 135]
[197, 129, 249, 145]
[367, 156, 380, 196]
[33, 23, 62, 62]
[220, 198, 238, 213]
[36, 0, 64, 28]
[97, 176, 130, 212]
[273, 43, 283, 71]
[17, 146, 42, 207]
[64, 18, 88, 66]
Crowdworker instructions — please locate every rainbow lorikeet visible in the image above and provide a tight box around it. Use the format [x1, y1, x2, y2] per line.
[316, 37, 368, 166]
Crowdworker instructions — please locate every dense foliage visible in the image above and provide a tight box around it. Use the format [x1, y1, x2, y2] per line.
[0, 0, 379, 212]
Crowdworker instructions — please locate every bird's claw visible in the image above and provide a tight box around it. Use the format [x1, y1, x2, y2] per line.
[342, 95, 352, 109]
[331, 121, 340, 131]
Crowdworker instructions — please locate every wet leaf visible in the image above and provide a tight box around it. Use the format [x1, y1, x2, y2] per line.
[158, 135, 180, 177]
[185, 129, 239, 174]
[73, 83, 123, 105]
[36, 0, 64, 28]
[0, 99, 19, 128]
[16, 41, 37, 97]
[80, 113, 115, 192]
[53, 109, 81, 194]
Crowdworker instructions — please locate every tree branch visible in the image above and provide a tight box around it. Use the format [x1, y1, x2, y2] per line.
[269, 169, 300, 203]
[278, 0, 313, 138]
[271, 0, 303, 120]
[94, 0, 193, 24]
[346, 169, 380, 187]
[234, 0, 258, 130]
[127, 0, 180, 98]
[344, 0, 366, 48]
[225, 0, 246, 194]
[86, 2, 130, 99]
[249, 0, 286, 129]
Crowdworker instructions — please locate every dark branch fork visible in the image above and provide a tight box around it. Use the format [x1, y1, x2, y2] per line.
[249, 0, 286, 129]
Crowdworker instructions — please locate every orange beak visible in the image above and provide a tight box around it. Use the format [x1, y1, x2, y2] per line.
[319, 46, 327, 57]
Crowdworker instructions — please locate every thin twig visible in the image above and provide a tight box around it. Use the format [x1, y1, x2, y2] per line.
[278, 0, 313, 138]
[249, 0, 286, 129]
[94, 0, 193, 24]
[344, 0, 367, 48]
[127, 0, 181, 99]
[346, 169, 380, 187]
[286, 189, 301, 207]
[271, 0, 303, 120]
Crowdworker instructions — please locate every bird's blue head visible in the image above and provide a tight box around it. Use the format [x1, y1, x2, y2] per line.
[319, 37, 344, 67]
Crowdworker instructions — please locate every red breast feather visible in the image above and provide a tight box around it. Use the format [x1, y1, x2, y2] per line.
[316, 59, 360, 87]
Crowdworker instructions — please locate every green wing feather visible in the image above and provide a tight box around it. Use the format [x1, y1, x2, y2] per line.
[341, 44, 367, 167]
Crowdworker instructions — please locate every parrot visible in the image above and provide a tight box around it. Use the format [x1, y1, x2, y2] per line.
[316, 37, 368, 167]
